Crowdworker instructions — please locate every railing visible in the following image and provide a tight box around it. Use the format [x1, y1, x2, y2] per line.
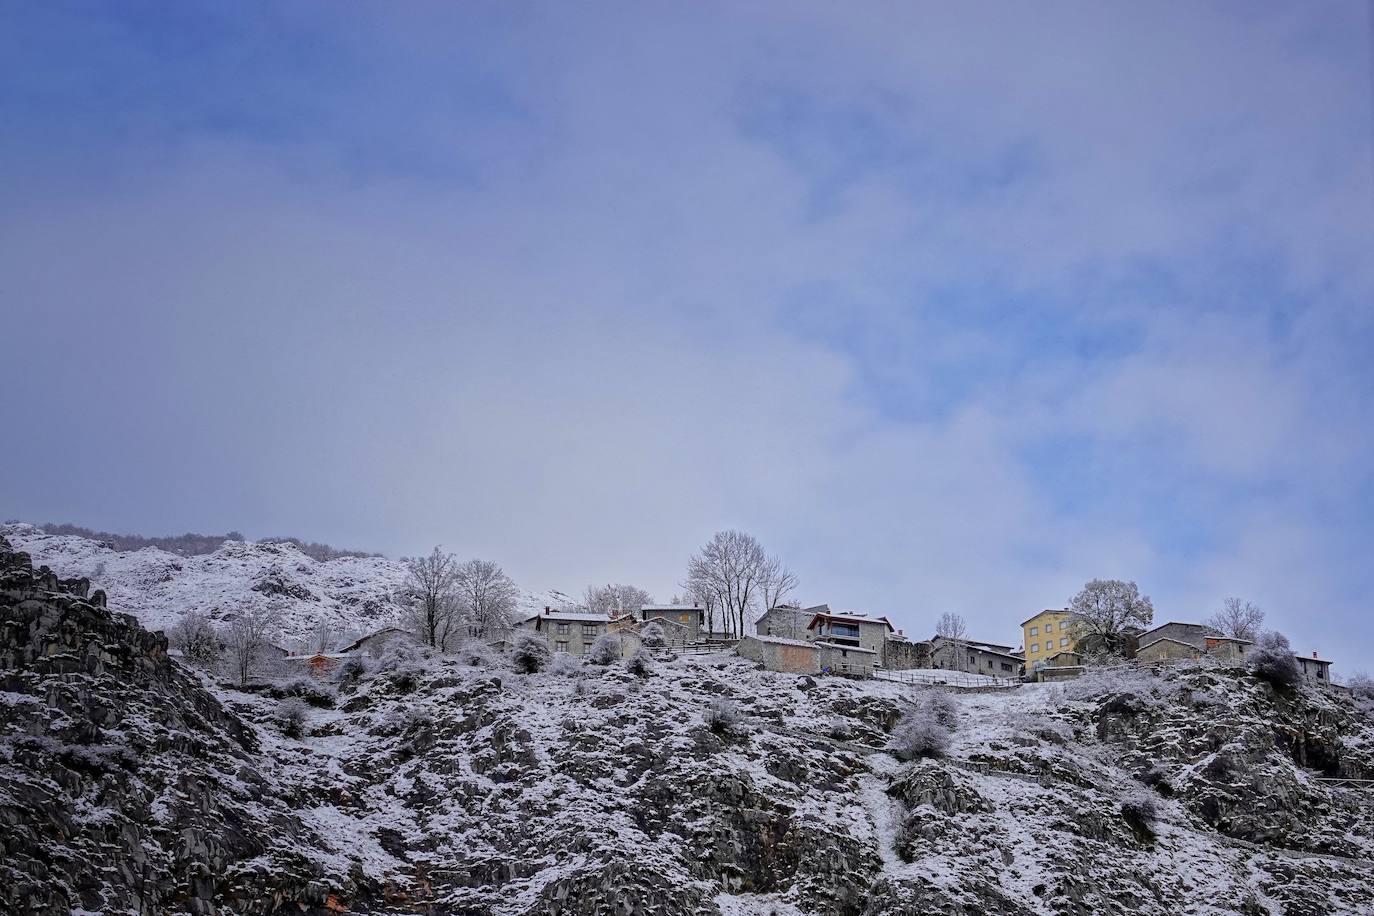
[873, 668, 1021, 690]
[1314, 777, 1374, 791]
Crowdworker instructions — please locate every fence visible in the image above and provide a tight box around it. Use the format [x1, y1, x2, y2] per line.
[873, 668, 1021, 690]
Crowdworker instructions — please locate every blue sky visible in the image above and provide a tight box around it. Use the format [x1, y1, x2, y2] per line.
[2, 2, 1372, 664]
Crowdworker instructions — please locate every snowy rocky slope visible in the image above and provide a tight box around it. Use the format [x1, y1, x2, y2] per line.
[3, 534, 1374, 915]
[0, 523, 573, 648]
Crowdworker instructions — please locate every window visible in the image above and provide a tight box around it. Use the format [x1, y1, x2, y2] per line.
[986, 659, 993, 669]
[1001, 662, 1014, 672]
[1060, 637, 1069, 648]
[583, 641, 595, 652]
[556, 622, 570, 635]
[582, 623, 598, 636]
[556, 640, 569, 652]
[1029, 626, 1039, 636]
[1318, 667, 1326, 679]
[1044, 622, 1053, 632]
[1030, 643, 1039, 653]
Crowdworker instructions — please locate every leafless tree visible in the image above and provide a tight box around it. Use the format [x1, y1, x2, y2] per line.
[1067, 579, 1154, 659]
[935, 612, 969, 671]
[454, 558, 520, 640]
[221, 603, 284, 686]
[759, 555, 799, 615]
[584, 583, 653, 618]
[298, 615, 341, 655]
[764, 604, 810, 640]
[679, 579, 725, 639]
[685, 530, 770, 639]
[1206, 597, 1264, 642]
[400, 546, 461, 650]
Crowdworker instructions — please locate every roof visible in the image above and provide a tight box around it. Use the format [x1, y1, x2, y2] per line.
[806, 611, 894, 632]
[1203, 635, 1253, 645]
[337, 626, 408, 653]
[930, 634, 1016, 656]
[1020, 608, 1070, 627]
[814, 640, 878, 656]
[536, 611, 612, 624]
[641, 604, 699, 611]
[1295, 654, 1332, 665]
[743, 634, 815, 648]
[285, 652, 351, 660]
[1138, 636, 1204, 652]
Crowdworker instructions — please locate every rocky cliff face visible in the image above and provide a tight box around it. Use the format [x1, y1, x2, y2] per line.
[3, 534, 1373, 915]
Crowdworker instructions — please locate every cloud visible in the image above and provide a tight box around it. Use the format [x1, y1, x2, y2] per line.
[1, 1, 1371, 664]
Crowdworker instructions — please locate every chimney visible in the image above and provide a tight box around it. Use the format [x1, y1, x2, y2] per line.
[898, 629, 904, 636]
[544, 606, 551, 616]
[1313, 651, 1319, 659]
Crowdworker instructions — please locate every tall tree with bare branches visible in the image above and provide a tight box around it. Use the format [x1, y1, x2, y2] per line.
[401, 546, 461, 650]
[454, 558, 521, 640]
[685, 530, 771, 639]
[759, 555, 799, 616]
[935, 612, 969, 671]
[1205, 597, 1264, 642]
[584, 583, 653, 618]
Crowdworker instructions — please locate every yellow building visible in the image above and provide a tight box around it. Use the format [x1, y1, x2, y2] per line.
[1021, 608, 1077, 672]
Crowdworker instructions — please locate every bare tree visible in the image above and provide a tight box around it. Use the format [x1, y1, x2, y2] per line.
[1206, 597, 1264, 642]
[584, 583, 653, 618]
[454, 559, 520, 640]
[299, 615, 340, 655]
[935, 612, 969, 671]
[400, 547, 461, 650]
[685, 530, 770, 639]
[679, 578, 724, 639]
[759, 555, 799, 615]
[1067, 579, 1154, 659]
[221, 603, 284, 686]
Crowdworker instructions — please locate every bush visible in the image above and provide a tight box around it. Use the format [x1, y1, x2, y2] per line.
[625, 648, 653, 678]
[169, 610, 222, 667]
[278, 676, 336, 708]
[704, 697, 745, 735]
[375, 643, 436, 693]
[889, 708, 952, 760]
[1120, 789, 1160, 841]
[550, 652, 582, 676]
[1250, 631, 1300, 688]
[457, 641, 497, 668]
[587, 633, 621, 666]
[274, 698, 309, 738]
[336, 655, 367, 686]
[512, 633, 552, 674]
[640, 620, 667, 648]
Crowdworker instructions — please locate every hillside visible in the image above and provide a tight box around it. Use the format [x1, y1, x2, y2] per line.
[0, 523, 574, 649]
[3, 534, 1374, 914]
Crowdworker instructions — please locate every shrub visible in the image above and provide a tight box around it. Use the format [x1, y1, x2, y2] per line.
[1249, 631, 1300, 688]
[625, 648, 653, 678]
[889, 707, 952, 760]
[640, 620, 667, 648]
[1120, 789, 1160, 841]
[375, 643, 435, 693]
[279, 676, 336, 708]
[169, 610, 223, 667]
[512, 633, 552, 674]
[704, 697, 745, 735]
[550, 652, 583, 676]
[587, 633, 621, 666]
[336, 655, 367, 686]
[274, 698, 309, 738]
[457, 641, 497, 668]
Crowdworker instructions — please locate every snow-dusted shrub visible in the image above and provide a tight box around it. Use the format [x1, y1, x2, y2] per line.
[921, 690, 960, 728]
[640, 620, 667, 648]
[1348, 672, 1374, 700]
[375, 642, 436, 693]
[512, 633, 552, 674]
[1138, 765, 1174, 796]
[549, 652, 582, 677]
[704, 697, 746, 735]
[625, 648, 653, 678]
[278, 676, 336, 708]
[1249, 631, 1300, 688]
[587, 633, 621, 666]
[336, 655, 367, 686]
[457, 640, 498, 669]
[827, 717, 855, 741]
[1120, 789, 1160, 841]
[169, 610, 222, 667]
[274, 698, 309, 738]
[889, 707, 952, 760]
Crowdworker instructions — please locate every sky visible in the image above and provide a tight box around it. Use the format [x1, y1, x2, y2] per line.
[2, 2, 1372, 663]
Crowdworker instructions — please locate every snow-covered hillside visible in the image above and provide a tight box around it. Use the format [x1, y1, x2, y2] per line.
[1, 523, 575, 648]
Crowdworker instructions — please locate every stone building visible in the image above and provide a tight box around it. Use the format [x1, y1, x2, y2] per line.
[755, 604, 829, 641]
[929, 635, 1022, 676]
[806, 610, 894, 662]
[529, 608, 612, 656]
[815, 641, 878, 678]
[738, 634, 821, 675]
[1295, 652, 1334, 685]
[1136, 622, 1251, 666]
[639, 604, 706, 644]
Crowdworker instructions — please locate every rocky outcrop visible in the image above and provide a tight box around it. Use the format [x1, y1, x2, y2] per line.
[0, 536, 358, 915]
